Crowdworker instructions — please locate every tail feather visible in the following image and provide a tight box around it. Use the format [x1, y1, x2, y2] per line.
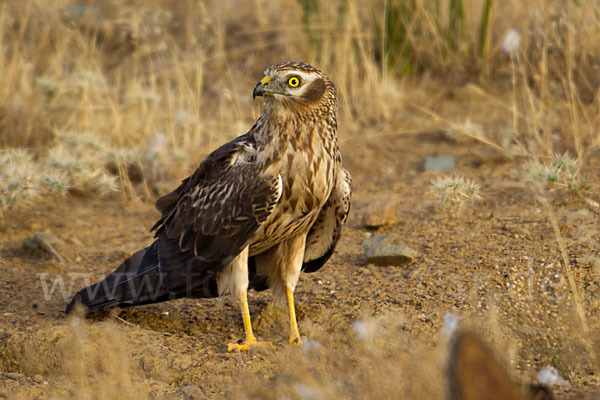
[65, 241, 174, 315]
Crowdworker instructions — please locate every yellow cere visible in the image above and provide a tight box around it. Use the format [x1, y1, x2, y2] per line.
[260, 76, 271, 86]
[288, 76, 300, 87]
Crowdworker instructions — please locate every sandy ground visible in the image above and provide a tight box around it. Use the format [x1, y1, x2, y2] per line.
[1, 130, 600, 399]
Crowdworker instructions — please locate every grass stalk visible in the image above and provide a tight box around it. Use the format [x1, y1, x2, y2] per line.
[478, 0, 492, 57]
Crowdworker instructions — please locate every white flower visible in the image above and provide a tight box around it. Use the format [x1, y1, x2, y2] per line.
[501, 29, 522, 54]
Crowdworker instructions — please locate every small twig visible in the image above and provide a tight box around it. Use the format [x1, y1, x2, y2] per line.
[113, 314, 136, 328]
[113, 314, 173, 336]
[585, 198, 600, 211]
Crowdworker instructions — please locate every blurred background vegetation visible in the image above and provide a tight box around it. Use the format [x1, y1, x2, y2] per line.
[1, 2, 600, 398]
[0, 0, 599, 212]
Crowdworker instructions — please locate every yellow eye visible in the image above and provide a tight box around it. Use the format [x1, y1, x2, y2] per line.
[287, 76, 300, 87]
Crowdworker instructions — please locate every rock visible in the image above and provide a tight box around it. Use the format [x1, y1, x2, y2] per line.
[34, 231, 64, 246]
[4, 372, 24, 380]
[32, 374, 44, 383]
[181, 385, 202, 395]
[424, 155, 455, 173]
[158, 385, 204, 399]
[362, 196, 402, 228]
[363, 233, 417, 266]
[22, 237, 39, 251]
[33, 232, 65, 263]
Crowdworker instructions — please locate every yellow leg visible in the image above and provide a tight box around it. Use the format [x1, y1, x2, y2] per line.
[286, 288, 302, 345]
[227, 291, 275, 352]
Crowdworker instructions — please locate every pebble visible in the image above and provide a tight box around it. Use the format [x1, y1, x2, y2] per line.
[22, 237, 39, 250]
[33, 374, 44, 383]
[22, 231, 66, 263]
[4, 372, 23, 380]
[34, 231, 63, 245]
[180, 385, 202, 394]
[424, 155, 455, 173]
[363, 233, 417, 266]
[158, 385, 204, 399]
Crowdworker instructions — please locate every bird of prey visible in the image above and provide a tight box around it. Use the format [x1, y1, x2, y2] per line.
[66, 61, 351, 351]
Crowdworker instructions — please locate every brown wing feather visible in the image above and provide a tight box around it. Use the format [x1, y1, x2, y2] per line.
[153, 133, 253, 224]
[151, 133, 282, 293]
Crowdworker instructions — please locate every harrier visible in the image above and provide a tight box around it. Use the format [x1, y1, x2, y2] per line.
[66, 62, 352, 351]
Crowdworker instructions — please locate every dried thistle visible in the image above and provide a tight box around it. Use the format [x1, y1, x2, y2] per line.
[0, 150, 44, 209]
[524, 161, 559, 184]
[524, 153, 590, 194]
[431, 176, 482, 207]
[43, 171, 70, 195]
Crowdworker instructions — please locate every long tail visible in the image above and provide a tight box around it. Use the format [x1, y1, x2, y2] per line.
[65, 241, 175, 315]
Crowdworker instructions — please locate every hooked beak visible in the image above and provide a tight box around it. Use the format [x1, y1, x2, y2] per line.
[253, 76, 271, 99]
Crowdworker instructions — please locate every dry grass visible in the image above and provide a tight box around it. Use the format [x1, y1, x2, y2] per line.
[1, 0, 600, 398]
[238, 312, 448, 399]
[1, 319, 149, 399]
[0, 1, 597, 179]
[1, 0, 598, 159]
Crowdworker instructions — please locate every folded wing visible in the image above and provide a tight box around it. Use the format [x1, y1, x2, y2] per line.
[152, 135, 282, 293]
[66, 135, 282, 314]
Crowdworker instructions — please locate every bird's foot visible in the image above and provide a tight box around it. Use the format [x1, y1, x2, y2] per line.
[289, 335, 302, 346]
[227, 336, 276, 352]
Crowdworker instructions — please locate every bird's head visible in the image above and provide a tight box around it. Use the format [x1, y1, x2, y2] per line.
[253, 62, 336, 115]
